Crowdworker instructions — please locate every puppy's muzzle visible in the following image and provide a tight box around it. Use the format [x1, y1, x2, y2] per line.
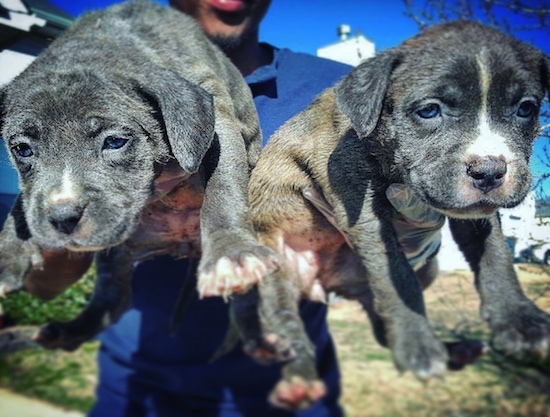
[466, 156, 507, 193]
[47, 203, 85, 235]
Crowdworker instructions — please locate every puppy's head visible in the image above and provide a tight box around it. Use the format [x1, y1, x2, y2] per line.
[336, 21, 549, 219]
[1, 66, 214, 251]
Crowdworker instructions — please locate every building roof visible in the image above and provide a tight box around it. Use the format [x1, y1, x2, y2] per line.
[24, 0, 73, 35]
[0, 0, 73, 86]
[0, 0, 72, 46]
[317, 31, 375, 67]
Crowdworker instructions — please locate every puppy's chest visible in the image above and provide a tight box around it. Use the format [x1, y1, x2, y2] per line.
[126, 170, 205, 259]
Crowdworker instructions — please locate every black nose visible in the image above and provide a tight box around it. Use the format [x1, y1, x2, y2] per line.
[466, 156, 507, 193]
[47, 204, 84, 235]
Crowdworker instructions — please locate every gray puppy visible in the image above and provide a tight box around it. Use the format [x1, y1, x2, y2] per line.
[236, 21, 550, 409]
[0, 1, 278, 350]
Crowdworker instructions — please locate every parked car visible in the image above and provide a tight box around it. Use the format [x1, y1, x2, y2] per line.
[516, 242, 550, 265]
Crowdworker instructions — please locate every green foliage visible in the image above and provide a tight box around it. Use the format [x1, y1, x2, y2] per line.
[1, 267, 96, 325]
[0, 267, 98, 412]
[0, 341, 99, 412]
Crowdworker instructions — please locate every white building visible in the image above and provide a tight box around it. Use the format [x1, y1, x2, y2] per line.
[317, 24, 375, 67]
[438, 192, 550, 270]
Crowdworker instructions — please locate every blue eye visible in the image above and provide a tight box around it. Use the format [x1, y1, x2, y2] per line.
[103, 136, 129, 150]
[12, 143, 34, 158]
[517, 101, 536, 118]
[416, 103, 441, 119]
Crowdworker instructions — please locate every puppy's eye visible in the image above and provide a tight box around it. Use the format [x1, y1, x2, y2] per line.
[516, 100, 536, 118]
[12, 143, 34, 158]
[416, 103, 441, 119]
[102, 136, 129, 150]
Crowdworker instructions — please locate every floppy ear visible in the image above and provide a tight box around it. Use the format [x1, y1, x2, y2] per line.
[138, 68, 215, 173]
[335, 48, 402, 138]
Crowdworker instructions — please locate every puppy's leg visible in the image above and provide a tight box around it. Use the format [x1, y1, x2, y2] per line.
[348, 214, 448, 379]
[258, 271, 326, 411]
[36, 246, 132, 351]
[450, 215, 550, 357]
[307, 185, 447, 378]
[358, 280, 487, 371]
[0, 196, 43, 296]
[220, 287, 296, 365]
[415, 256, 439, 290]
[195, 94, 281, 299]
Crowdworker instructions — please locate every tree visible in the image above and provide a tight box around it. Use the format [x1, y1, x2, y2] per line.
[403, 0, 550, 199]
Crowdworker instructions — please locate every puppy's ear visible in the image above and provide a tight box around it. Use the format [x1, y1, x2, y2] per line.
[335, 48, 402, 138]
[138, 69, 215, 173]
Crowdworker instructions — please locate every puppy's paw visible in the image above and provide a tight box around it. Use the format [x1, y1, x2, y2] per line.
[34, 321, 94, 352]
[445, 339, 489, 371]
[484, 301, 550, 357]
[269, 376, 326, 411]
[243, 332, 296, 365]
[392, 323, 448, 380]
[198, 245, 281, 299]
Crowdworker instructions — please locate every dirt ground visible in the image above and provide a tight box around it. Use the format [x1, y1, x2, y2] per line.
[328, 264, 550, 417]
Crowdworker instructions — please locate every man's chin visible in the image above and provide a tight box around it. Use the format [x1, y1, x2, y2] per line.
[207, 33, 243, 51]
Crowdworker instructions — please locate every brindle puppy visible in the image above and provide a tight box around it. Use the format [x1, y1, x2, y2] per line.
[237, 21, 550, 410]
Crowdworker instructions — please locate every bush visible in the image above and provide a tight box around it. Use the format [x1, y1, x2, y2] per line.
[1, 266, 96, 326]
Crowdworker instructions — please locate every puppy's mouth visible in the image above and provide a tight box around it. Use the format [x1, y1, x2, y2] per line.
[436, 203, 499, 219]
[32, 218, 133, 252]
[416, 180, 527, 220]
[51, 226, 130, 252]
[65, 243, 109, 252]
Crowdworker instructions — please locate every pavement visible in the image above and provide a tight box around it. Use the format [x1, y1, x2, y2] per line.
[0, 388, 85, 417]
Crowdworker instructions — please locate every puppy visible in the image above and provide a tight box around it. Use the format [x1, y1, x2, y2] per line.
[0, 1, 278, 350]
[236, 21, 550, 409]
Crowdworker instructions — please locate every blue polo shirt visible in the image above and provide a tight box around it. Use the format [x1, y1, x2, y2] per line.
[88, 44, 351, 417]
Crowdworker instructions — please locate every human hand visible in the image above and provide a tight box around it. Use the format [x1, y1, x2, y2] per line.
[24, 250, 93, 300]
[386, 183, 445, 269]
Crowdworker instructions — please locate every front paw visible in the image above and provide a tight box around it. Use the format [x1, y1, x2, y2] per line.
[35, 320, 95, 352]
[391, 318, 448, 380]
[198, 244, 281, 299]
[269, 376, 326, 411]
[484, 301, 550, 357]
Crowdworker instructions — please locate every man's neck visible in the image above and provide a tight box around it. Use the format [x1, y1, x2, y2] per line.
[226, 36, 271, 76]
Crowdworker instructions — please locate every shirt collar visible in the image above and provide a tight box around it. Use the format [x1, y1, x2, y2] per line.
[245, 43, 278, 98]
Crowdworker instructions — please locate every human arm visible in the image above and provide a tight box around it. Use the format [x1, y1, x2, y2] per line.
[23, 250, 93, 300]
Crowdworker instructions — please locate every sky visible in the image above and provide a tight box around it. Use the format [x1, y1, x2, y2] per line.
[48, 0, 550, 197]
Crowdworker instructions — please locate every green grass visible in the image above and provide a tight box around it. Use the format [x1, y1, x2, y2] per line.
[2, 268, 96, 326]
[0, 266, 98, 412]
[0, 341, 98, 412]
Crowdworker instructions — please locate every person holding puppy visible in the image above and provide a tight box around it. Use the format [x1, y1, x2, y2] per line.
[20, 0, 445, 415]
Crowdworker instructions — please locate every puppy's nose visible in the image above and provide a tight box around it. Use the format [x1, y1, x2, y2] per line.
[47, 204, 84, 235]
[466, 156, 507, 193]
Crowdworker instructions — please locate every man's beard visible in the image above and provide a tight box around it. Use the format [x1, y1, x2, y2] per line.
[207, 34, 243, 52]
